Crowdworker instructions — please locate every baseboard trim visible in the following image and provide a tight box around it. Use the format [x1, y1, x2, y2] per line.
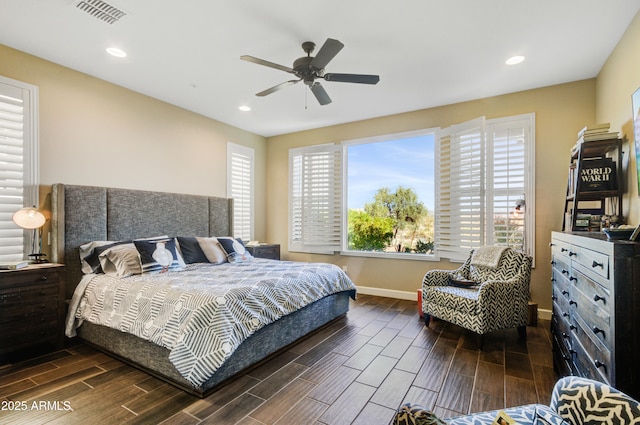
[355, 286, 417, 301]
[355, 285, 552, 320]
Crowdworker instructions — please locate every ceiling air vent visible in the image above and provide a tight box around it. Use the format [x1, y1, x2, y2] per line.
[73, 0, 127, 25]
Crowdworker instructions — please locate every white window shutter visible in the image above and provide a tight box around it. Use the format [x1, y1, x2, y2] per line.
[0, 76, 38, 262]
[227, 143, 254, 241]
[436, 117, 485, 261]
[289, 144, 342, 254]
[486, 114, 535, 257]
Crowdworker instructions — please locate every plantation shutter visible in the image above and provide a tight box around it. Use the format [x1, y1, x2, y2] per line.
[289, 144, 342, 254]
[486, 115, 534, 256]
[227, 143, 254, 241]
[436, 117, 485, 261]
[0, 77, 38, 262]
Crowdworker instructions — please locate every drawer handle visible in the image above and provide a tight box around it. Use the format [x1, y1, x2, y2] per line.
[551, 295, 558, 301]
[40, 275, 48, 281]
[561, 269, 569, 275]
[594, 360, 607, 372]
[592, 261, 604, 269]
[561, 332, 569, 339]
[593, 327, 606, 337]
[569, 349, 577, 355]
[569, 324, 577, 331]
[569, 276, 577, 282]
[561, 248, 568, 253]
[569, 251, 576, 257]
[562, 312, 570, 318]
[569, 300, 577, 306]
[550, 260, 556, 266]
[593, 294, 606, 304]
[562, 290, 569, 296]
[551, 278, 556, 283]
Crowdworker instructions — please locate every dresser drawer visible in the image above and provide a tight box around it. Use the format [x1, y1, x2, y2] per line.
[571, 325, 611, 385]
[573, 272, 611, 340]
[552, 240, 574, 262]
[572, 245, 610, 283]
[0, 267, 60, 288]
[0, 312, 59, 352]
[0, 283, 59, 306]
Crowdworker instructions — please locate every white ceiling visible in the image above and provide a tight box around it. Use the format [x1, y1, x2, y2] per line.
[1, 1, 639, 137]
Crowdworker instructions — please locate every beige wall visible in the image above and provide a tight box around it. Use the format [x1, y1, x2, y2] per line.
[596, 10, 640, 225]
[4, 9, 639, 313]
[0, 44, 268, 240]
[266, 80, 596, 312]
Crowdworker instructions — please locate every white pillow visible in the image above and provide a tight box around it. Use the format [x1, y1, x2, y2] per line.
[98, 243, 142, 277]
[196, 237, 227, 264]
[79, 240, 113, 274]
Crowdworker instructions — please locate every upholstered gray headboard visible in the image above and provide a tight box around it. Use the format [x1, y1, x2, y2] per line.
[51, 184, 233, 298]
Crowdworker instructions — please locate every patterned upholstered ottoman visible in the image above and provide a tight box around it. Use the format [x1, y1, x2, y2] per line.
[392, 377, 640, 425]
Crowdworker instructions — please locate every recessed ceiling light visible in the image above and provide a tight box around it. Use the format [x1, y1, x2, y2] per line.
[106, 47, 127, 58]
[506, 55, 525, 65]
[239, 105, 251, 112]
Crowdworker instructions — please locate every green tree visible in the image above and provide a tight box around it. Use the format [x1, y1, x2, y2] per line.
[364, 186, 426, 252]
[348, 210, 394, 251]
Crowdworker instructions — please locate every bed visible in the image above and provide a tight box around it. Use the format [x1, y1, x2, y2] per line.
[51, 183, 356, 397]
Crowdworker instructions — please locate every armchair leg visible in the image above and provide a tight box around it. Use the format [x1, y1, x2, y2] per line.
[423, 314, 431, 327]
[517, 325, 527, 340]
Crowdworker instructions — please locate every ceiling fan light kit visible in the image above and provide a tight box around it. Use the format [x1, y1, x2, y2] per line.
[241, 38, 380, 105]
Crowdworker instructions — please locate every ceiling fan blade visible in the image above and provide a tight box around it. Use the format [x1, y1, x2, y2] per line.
[310, 38, 344, 70]
[256, 79, 300, 97]
[310, 82, 332, 105]
[240, 55, 294, 74]
[323, 73, 380, 84]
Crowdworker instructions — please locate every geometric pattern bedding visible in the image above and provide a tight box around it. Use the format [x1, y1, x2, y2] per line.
[65, 259, 356, 386]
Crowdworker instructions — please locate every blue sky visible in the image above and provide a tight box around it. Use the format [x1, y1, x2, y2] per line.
[346, 134, 435, 212]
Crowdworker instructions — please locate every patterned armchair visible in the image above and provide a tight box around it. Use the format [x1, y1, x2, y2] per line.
[421, 247, 532, 337]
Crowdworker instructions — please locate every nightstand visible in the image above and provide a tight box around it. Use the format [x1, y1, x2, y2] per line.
[246, 244, 280, 260]
[0, 263, 65, 359]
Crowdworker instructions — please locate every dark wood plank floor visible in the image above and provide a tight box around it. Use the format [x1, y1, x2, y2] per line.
[0, 294, 556, 424]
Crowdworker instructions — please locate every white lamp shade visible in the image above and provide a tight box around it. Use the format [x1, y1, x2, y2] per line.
[12, 207, 46, 229]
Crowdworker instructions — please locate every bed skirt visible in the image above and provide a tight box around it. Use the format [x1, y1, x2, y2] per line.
[77, 290, 353, 397]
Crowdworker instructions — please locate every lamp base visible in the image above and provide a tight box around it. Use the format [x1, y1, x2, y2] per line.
[28, 253, 48, 264]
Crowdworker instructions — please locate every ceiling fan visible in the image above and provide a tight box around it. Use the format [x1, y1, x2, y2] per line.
[240, 38, 380, 105]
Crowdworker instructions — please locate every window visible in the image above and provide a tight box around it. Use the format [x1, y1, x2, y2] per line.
[438, 114, 535, 261]
[0, 76, 39, 262]
[227, 142, 254, 241]
[344, 130, 436, 256]
[289, 144, 342, 254]
[288, 113, 535, 261]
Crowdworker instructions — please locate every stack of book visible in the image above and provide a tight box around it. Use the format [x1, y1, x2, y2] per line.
[0, 260, 29, 270]
[571, 123, 619, 156]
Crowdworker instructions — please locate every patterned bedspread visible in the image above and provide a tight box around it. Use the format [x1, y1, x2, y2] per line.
[65, 259, 356, 386]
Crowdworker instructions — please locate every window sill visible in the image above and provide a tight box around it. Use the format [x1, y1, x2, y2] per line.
[339, 250, 441, 261]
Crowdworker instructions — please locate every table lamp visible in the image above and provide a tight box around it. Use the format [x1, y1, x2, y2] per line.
[12, 206, 47, 263]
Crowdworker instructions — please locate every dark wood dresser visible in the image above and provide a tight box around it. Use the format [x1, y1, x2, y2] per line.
[0, 263, 66, 359]
[550, 231, 640, 399]
[246, 244, 280, 260]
